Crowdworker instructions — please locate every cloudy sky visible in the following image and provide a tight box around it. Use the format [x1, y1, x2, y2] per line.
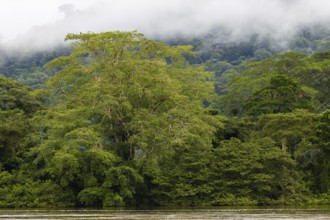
[1, 0, 330, 50]
[0, 0, 92, 40]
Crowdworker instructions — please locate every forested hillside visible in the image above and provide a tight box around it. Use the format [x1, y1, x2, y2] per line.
[1, 29, 330, 207]
[0, 46, 71, 89]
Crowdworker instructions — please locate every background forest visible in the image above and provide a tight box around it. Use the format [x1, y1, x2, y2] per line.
[2, 26, 330, 207]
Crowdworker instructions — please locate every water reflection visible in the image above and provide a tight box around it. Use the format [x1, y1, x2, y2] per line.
[1, 207, 330, 219]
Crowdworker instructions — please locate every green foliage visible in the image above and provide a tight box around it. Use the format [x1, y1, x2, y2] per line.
[244, 75, 315, 115]
[211, 138, 305, 205]
[0, 171, 74, 208]
[312, 110, 330, 193]
[3, 30, 330, 207]
[0, 76, 42, 171]
[0, 110, 27, 166]
[218, 51, 321, 116]
[0, 76, 42, 115]
[251, 110, 319, 155]
[20, 31, 219, 207]
[44, 31, 216, 161]
[0, 46, 71, 89]
[147, 137, 305, 206]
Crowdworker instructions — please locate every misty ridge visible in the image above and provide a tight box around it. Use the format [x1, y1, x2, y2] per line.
[1, 0, 330, 75]
[1, 0, 330, 51]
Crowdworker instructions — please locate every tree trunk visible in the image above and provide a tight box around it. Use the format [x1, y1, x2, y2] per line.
[281, 135, 288, 151]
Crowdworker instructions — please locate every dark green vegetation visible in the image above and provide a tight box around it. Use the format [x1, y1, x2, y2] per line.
[2, 30, 330, 207]
[0, 46, 70, 89]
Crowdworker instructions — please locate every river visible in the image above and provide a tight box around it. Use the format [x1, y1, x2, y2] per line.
[1, 207, 330, 219]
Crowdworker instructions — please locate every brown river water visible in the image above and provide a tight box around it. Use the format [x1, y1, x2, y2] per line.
[1, 207, 330, 219]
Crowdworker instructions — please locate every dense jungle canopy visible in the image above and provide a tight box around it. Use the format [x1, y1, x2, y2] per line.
[1, 30, 330, 207]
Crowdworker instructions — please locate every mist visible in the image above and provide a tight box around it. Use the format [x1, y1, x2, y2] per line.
[2, 0, 330, 52]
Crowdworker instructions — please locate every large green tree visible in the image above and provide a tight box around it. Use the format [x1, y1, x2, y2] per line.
[26, 31, 222, 207]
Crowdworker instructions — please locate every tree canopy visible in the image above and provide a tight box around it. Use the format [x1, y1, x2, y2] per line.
[10, 31, 223, 207]
[2, 30, 330, 207]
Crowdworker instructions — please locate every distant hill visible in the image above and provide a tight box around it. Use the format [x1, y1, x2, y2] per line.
[1, 25, 330, 89]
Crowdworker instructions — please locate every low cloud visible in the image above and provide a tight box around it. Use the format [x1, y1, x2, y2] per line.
[3, 0, 330, 52]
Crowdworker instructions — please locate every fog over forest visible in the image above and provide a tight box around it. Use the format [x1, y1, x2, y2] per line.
[1, 0, 330, 51]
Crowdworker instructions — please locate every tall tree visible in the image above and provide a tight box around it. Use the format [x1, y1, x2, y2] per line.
[27, 31, 222, 206]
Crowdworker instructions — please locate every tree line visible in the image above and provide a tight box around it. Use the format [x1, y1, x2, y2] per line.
[1, 31, 330, 207]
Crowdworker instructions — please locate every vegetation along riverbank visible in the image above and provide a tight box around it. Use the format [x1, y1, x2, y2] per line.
[2, 29, 330, 208]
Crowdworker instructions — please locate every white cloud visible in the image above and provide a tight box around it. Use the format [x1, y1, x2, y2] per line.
[0, 0, 96, 41]
[2, 0, 330, 51]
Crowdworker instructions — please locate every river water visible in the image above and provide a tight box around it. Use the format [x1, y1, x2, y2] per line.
[1, 207, 330, 219]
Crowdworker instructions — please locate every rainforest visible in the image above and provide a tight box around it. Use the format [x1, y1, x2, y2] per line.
[1, 27, 330, 208]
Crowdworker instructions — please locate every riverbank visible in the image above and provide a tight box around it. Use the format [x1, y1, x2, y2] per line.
[2, 206, 330, 219]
